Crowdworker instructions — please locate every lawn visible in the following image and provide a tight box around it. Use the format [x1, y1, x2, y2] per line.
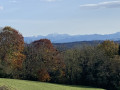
[0, 78, 105, 90]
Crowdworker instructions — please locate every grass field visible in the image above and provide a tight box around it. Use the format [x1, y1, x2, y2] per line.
[0, 78, 105, 90]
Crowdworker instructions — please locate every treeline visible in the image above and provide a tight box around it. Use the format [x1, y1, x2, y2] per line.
[0, 27, 120, 90]
[63, 42, 120, 90]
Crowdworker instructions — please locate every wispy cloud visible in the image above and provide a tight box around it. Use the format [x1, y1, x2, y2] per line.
[80, 1, 120, 9]
[45, 0, 56, 2]
[0, 6, 3, 10]
[40, 0, 61, 2]
[9, 0, 17, 3]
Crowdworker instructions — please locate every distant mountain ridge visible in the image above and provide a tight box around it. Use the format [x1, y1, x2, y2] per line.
[24, 32, 120, 43]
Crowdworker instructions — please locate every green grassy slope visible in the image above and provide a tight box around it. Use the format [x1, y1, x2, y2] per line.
[0, 78, 105, 90]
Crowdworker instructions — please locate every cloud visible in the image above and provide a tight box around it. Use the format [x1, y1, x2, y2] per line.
[80, 1, 120, 9]
[9, 0, 17, 3]
[0, 6, 3, 10]
[40, 0, 61, 2]
[45, 0, 56, 2]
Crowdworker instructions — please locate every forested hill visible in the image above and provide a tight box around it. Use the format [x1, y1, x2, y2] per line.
[53, 40, 120, 50]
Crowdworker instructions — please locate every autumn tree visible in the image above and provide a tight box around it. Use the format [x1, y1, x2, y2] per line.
[23, 39, 65, 82]
[22, 44, 50, 81]
[0, 26, 25, 77]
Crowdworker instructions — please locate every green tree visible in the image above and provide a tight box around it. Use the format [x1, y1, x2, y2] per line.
[98, 40, 119, 57]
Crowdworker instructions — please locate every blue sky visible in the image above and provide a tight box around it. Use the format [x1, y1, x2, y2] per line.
[0, 0, 120, 36]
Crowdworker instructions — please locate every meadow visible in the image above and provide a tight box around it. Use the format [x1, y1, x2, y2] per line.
[0, 78, 104, 90]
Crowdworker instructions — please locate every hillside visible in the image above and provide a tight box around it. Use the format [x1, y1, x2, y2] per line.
[53, 40, 120, 51]
[53, 40, 103, 50]
[0, 78, 104, 90]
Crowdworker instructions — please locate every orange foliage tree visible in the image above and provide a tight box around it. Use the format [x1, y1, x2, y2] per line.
[32, 39, 65, 82]
[0, 26, 25, 76]
[23, 39, 65, 82]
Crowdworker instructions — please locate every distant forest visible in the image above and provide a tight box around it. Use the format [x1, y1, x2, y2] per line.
[0, 26, 120, 90]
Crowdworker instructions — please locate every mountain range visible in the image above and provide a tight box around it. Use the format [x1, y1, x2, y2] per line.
[24, 32, 120, 43]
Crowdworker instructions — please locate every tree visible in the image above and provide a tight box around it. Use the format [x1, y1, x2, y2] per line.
[23, 39, 65, 82]
[0, 26, 25, 77]
[32, 39, 65, 82]
[22, 44, 51, 81]
[98, 40, 119, 57]
[63, 44, 120, 90]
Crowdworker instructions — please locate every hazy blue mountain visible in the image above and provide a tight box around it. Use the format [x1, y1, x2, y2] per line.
[24, 32, 120, 43]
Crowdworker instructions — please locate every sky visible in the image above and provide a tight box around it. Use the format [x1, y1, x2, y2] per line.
[0, 0, 120, 36]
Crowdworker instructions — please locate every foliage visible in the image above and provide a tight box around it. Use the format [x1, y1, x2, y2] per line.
[0, 26, 25, 78]
[98, 40, 119, 57]
[0, 26, 120, 90]
[63, 44, 120, 90]
[22, 39, 65, 82]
